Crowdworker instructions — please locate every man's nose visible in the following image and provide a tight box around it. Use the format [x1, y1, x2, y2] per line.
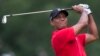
[60, 18, 65, 21]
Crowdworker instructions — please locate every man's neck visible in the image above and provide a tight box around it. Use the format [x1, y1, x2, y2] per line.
[56, 26, 67, 30]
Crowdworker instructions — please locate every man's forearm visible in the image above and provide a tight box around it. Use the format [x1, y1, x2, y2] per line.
[88, 14, 99, 39]
[78, 11, 88, 25]
[77, 11, 89, 28]
[72, 5, 90, 34]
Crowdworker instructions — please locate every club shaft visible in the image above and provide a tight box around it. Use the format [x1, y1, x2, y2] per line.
[10, 8, 72, 16]
[11, 10, 53, 16]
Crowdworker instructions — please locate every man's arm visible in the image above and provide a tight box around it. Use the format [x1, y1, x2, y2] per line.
[85, 14, 99, 44]
[72, 5, 89, 35]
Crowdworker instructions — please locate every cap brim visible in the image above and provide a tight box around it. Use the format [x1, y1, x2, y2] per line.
[60, 10, 68, 16]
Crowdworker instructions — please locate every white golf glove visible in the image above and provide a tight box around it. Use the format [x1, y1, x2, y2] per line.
[78, 4, 92, 14]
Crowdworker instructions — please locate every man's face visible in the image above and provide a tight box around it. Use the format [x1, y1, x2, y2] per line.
[50, 12, 68, 29]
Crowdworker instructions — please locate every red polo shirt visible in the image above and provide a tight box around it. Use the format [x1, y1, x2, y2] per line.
[51, 27, 86, 56]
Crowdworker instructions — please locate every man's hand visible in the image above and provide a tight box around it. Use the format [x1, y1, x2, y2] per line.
[78, 4, 92, 14]
[72, 5, 85, 14]
[72, 4, 91, 14]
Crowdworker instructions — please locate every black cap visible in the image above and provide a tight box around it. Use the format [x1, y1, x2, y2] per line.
[50, 8, 68, 20]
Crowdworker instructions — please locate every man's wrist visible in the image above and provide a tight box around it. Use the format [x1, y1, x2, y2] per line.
[85, 8, 92, 14]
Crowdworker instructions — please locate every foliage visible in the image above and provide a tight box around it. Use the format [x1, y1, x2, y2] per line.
[0, 0, 100, 56]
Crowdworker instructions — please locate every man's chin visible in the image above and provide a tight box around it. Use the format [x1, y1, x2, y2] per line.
[58, 26, 66, 29]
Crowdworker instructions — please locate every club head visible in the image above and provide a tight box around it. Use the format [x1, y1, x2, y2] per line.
[2, 15, 10, 24]
[2, 15, 7, 24]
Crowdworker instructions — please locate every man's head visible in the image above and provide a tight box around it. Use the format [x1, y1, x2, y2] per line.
[50, 8, 69, 29]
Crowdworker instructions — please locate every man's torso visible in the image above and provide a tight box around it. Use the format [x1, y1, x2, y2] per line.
[51, 27, 86, 56]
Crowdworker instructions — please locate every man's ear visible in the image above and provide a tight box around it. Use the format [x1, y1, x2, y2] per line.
[50, 20, 54, 26]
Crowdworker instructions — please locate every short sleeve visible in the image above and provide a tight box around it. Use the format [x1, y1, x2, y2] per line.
[77, 33, 86, 46]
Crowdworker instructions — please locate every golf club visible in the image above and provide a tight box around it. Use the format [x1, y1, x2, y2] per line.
[1, 8, 72, 24]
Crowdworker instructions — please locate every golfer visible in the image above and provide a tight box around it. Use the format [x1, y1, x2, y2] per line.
[50, 5, 98, 56]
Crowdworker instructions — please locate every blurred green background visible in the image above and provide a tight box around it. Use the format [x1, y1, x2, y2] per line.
[0, 0, 100, 56]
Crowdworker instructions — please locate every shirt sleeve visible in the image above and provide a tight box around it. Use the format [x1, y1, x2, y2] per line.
[77, 33, 86, 46]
